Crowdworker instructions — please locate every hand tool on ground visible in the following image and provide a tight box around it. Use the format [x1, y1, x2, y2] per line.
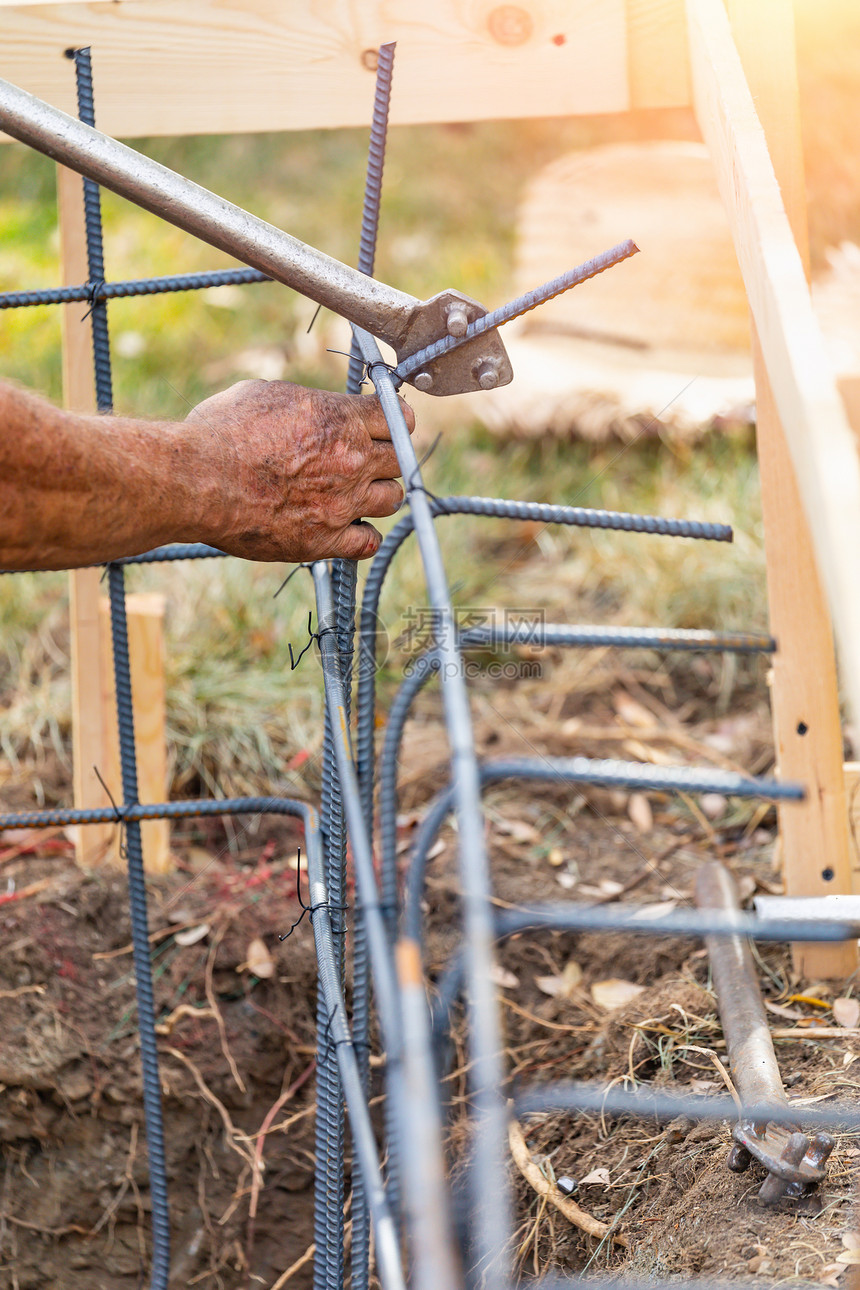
[695, 860, 834, 1203]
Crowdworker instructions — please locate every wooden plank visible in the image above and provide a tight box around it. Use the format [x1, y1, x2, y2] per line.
[726, 1, 853, 982]
[0, 0, 633, 138]
[99, 594, 170, 874]
[625, 0, 690, 109]
[846, 763, 860, 895]
[688, 0, 860, 976]
[58, 162, 115, 867]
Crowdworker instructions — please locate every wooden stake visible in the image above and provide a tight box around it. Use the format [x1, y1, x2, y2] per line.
[721, 0, 856, 977]
[58, 162, 116, 867]
[98, 594, 171, 874]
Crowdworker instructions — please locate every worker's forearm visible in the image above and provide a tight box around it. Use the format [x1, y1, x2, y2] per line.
[1, 377, 413, 569]
[0, 381, 216, 570]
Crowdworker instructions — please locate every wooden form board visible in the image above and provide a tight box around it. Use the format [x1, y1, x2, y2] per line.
[688, 0, 860, 976]
[0, 0, 688, 141]
[98, 593, 170, 874]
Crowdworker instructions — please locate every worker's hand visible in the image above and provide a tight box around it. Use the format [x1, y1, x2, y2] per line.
[184, 379, 415, 562]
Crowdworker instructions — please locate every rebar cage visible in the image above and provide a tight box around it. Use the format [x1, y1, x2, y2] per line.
[2, 44, 859, 1290]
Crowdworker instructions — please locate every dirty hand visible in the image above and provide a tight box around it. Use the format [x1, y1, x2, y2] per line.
[185, 379, 415, 562]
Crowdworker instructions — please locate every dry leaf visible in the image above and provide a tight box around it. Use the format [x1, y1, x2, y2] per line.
[496, 818, 540, 844]
[245, 938, 275, 979]
[736, 874, 757, 903]
[184, 845, 218, 874]
[833, 997, 860, 1029]
[174, 923, 210, 947]
[842, 1233, 860, 1251]
[627, 793, 653, 832]
[426, 838, 446, 861]
[592, 979, 646, 1010]
[764, 1000, 805, 1020]
[613, 692, 653, 728]
[598, 879, 624, 896]
[535, 961, 583, 1000]
[579, 1167, 611, 1186]
[490, 965, 520, 990]
[701, 793, 728, 820]
[836, 1251, 860, 1265]
[630, 900, 677, 920]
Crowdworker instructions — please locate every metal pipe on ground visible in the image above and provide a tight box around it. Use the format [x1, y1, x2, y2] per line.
[695, 861, 834, 1202]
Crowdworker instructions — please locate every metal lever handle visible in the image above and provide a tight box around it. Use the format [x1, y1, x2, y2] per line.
[695, 861, 834, 1203]
[0, 77, 511, 396]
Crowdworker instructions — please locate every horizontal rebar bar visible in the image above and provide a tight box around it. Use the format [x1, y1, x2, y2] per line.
[0, 795, 313, 831]
[0, 267, 271, 310]
[516, 1082, 860, 1132]
[396, 239, 639, 381]
[490, 902, 858, 942]
[430, 902, 860, 1045]
[460, 624, 774, 652]
[403, 760, 801, 942]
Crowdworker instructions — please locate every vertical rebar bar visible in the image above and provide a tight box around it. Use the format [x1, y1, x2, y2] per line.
[348, 42, 397, 1290]
[354, 327, 511, 1290]
[69, 48, 170, 1289]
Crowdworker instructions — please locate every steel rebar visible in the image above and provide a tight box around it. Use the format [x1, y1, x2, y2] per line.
[347, 44, 398, 1290]
[354, 327, 512, 1290]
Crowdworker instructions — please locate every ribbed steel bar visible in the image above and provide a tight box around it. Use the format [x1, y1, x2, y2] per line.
[354, 328, 512, 1290]
[0, 543, 229, 577]
[396, 239, 638, 383]
[71, 48, 112, 414]
[0, 266, 270, 309]
[377, 623, 774, 941]
[313, 561, 459, 1290]
[347, 42, 397, 1290]
[402, 760, 802, 943]
[355, 494, 736, 969]
[516, 1082, 860, 1132]
[69, 47, 168, 1289]
[317, 557, 353, 1290]
[431, 900, 860, 1047]
[303, 799, 406, 1290]
[0, 795, 320, 830]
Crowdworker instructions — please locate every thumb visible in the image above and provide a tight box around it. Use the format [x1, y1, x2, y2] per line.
[329, 520, 383, 560]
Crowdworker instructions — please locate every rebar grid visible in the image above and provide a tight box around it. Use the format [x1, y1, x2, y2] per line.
[1, 44, 853, 1290]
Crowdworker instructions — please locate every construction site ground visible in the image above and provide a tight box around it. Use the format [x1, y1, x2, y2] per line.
[0, 658, 858, 1290]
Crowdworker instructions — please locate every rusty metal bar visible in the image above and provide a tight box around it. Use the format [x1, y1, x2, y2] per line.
[695, 861, 834, 1202]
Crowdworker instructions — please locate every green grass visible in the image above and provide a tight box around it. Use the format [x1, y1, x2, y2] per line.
[1, 9, 854, 794]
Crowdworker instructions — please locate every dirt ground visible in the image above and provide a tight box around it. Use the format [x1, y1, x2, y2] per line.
[0, 666, 859, 1288]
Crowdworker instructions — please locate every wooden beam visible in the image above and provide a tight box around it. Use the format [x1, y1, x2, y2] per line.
[99, 594, 170, 874]
[625, 0, 690, 109]
[688, 0, 859, 977]
[58, 162, 116, 867]
[0, 0, 636, 138]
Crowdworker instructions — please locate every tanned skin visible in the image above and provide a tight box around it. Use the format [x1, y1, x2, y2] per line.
[0, 378, 414, 570]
